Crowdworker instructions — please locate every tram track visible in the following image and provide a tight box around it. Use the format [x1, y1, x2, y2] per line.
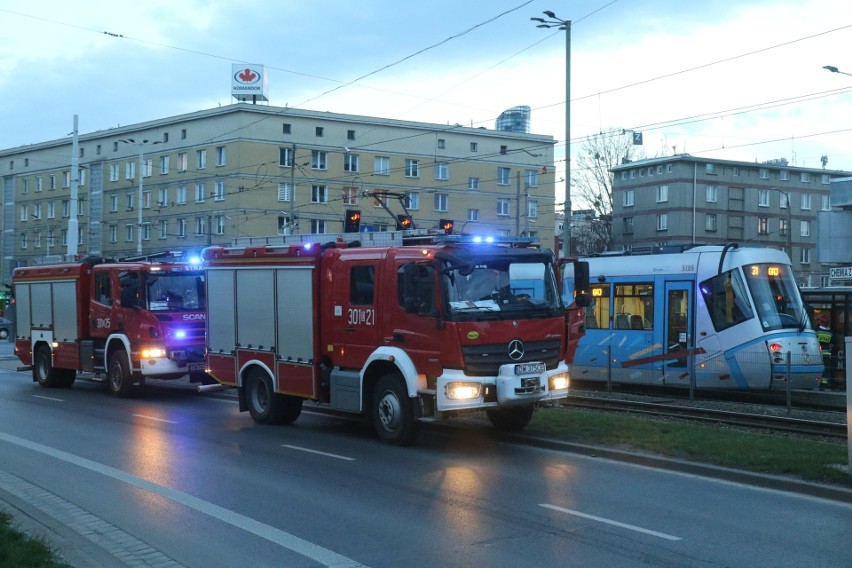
[561, 395, 848, 439]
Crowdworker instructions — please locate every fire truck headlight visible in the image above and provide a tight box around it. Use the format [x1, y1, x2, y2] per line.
[141, 348, 167, 359]
[445, 382, 482, 400]
[549, 373, 569, 391]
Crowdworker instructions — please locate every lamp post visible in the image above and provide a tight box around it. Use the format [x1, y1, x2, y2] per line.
[119, 138, 160, 254]
[823, 65, 852, 78]
[531, 10, 571, 257]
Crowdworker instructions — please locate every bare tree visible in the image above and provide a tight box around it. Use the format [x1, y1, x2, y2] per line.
[572, 129, 645, 253]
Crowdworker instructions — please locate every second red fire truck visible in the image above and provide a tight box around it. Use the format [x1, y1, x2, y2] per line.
[203, 232, 589, 444]
[13, 256, 207, 396]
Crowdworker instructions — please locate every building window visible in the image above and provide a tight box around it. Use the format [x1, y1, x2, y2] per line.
[468, 177, 479, 190]
[311, 150, 327, 170]
[47, 202, 55, 218]
[109, 194, 118, 212]
[177, 152, 187, 172]
[342, 187, 358, 206]
[311, 219, 326, 234]
[801, 193, 812, 210]
[19, 205, 27, 222]
[705, 213, 717, 232]
[800, 172, 811, 183]
[160, 155, 169, 174]
[125, 162, 135, 180]
[176, 186, 187, 205]
[800, 220, 810, 237]
[405, 159, 419, 178]
[706, 185, 717, 202]
[497, 167, 511, 185]
[158, 188, 168, 207]
[142, 190, 151, 210]
[162, 133, 169, 143]
[181, 128, 187, 140]
[315, 127, 324, 137]
[705, 163, 716, 175]
[195, 217, 206, 236]
[159, 220, 168, 239]
[36, 176, 43, 192]
[656, 185, 668, 203]
[279, 147, 293, 167]
[758, 217, 768, 235]
[282, 123, 291, 134]
[20, 232, 27, 250]
[215, 215, 226, 235]
[437, 138, 445, 149]
[434, 193, 448, 212]
[374, 156, 390, 175]
[178, 218, 187, 238]
[780, 192, 789, 208]
[405, 192, 419, 210]
[311, 184, 328, 203]
[528, 200, 538, 218]
[780, 170, 789, 181]
[197, 149, 207, 169]
[347, 129, 356, 140]
[656, 213, 668, 231]
[344, 153, 359, 173]
[195, 183, 205, 203]
[434, 162, 448, 180]
[779, 218, 789, 236]
[214, 181, 225, 201]
[500, 145, 508, 155]
[497, 199, 510, 216]
[470, 142, 478, 152]
[758, 189, 769, 207]
[623, 190, 634, 207]
[125, 224, 134, 242]
[109, 225, 118, 243]
[800, 248, 811, 264]
[216, 146, 226, 166]
[467, 209, 479, 222]
[526, 170, 538, 187]
[142, 223, 151, 242]
[821, 173, 831, 185]
[759, 168, 769, 179]
[822, 195, 831, 211]
[623, 216, 634, 234]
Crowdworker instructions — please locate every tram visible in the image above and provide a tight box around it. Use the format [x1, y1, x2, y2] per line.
[570, 244, 823, 390]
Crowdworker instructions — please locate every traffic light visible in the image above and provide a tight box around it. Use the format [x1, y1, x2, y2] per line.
[344, 209, 361, 233]
[396, 215, 413, 230]
[439, 219, 454, 235]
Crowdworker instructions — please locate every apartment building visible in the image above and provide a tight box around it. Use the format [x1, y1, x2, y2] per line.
[0, 104, 557, 281]
[611, 154, 850, 286]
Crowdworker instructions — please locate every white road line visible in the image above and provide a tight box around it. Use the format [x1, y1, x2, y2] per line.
[132, 414, 178, 424]
[32, 395, 65, 402]
[0, 432, 369, 568]
[539, 503, 682, 541]
[283, 445, 356, 461]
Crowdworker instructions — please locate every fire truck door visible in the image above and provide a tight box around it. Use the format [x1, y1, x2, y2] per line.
[328, 261, 380, 367]
[89, 269, 114, 338]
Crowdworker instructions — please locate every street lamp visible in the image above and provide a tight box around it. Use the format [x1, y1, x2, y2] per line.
[531, 10, 572, 257]
[119, 138, 160, 254]
[823, 65, 852, 78]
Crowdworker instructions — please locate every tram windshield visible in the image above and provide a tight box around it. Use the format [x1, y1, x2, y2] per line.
[742, 263, 808, 332]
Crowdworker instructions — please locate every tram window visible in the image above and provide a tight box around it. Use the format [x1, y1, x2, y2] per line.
[613, 283, 653, 330]
[700, 269, 753, 331]
[584, 284, 610, 329]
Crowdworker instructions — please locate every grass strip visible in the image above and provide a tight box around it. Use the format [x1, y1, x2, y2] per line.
[527, 407, 852, 487]
[0, 511, 70, 568]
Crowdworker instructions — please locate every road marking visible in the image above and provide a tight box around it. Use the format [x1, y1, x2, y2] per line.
[0, 432, 370, 568]
[539, 503, 682, 541]
[283, 445, 356, 461]
[32, 395, 65, 402]
[132, 414, 178, 424]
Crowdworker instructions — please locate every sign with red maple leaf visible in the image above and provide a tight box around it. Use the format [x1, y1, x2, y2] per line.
[231, 64, 269, 102]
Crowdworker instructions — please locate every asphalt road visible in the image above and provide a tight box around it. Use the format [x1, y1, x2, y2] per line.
[0, 342, 850, 568]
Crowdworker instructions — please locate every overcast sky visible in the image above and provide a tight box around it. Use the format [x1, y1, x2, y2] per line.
[2, 0, 851, 210]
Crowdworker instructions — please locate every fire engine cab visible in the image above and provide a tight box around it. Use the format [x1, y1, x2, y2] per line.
[13, 256, 206, 396]
[203, 231, 588, 445]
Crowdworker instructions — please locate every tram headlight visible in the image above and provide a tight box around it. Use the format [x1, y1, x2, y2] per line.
[445, 382, 482, 400]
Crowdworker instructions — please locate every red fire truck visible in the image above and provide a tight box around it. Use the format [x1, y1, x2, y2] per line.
[13, 256, 207, 396]
[203, 232, 589, 444]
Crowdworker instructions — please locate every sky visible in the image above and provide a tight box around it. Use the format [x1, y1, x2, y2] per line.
[2, 0, 851, 211]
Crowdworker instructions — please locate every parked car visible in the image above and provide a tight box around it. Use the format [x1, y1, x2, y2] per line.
[0, 316, 12, 340]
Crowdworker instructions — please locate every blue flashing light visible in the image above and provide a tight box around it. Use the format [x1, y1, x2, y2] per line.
[188, 256, 202, 265]
[174, 329, 187, 339]
[304, 242, 314, 250]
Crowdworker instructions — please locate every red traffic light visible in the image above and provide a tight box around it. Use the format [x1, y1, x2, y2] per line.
[397, 215, 413, 230]
[344, 209, 361, 233]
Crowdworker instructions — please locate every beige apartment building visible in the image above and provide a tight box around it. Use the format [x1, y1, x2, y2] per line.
[1, 104, 557, 282]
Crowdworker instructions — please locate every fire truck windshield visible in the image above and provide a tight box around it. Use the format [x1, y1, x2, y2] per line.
[441, 258, 560, 319]
[146, 272, 206, 312]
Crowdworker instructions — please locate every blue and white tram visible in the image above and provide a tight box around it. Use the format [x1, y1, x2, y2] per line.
[570, 244, 823, 390]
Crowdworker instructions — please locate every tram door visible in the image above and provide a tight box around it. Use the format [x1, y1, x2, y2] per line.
[664, 282, 693, 377]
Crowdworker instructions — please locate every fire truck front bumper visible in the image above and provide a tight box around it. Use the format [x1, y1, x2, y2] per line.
[435, 361, 570, 412]
[136, 347, 205, 379]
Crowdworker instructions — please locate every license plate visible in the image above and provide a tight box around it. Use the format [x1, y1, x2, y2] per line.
[514, 362, 545, 375]
[187, 363, 205, 372]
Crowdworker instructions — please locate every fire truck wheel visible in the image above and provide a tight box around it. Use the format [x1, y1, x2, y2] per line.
[33, 345, 62, 388]
[372, 374, 419, 446]
[485, 405, 535, 432]
[246, 369, 287, 424]
[108, 351, 134, 398]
